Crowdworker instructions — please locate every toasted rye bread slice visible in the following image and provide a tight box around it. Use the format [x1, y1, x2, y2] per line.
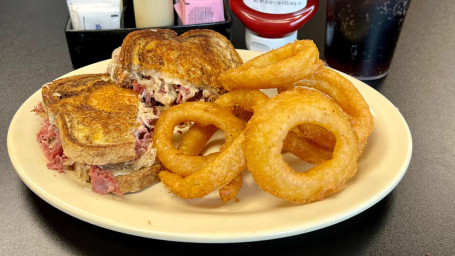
[113, 29, 243, 93]
[43, 74, 140, 165]
[42, 74, 111, 110]
[55, 104, 138, 165]
[73, 161, 163, 193]
[116, 163, 164, 193]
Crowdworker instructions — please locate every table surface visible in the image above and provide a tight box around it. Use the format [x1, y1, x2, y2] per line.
[1, 0, 454, 255]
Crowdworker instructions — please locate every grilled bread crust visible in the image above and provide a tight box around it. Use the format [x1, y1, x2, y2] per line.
[42, 74, 111, 109]
[42, 74, 139, 165]
[116, 163, 163, 193]
[113, 29, 243, 92]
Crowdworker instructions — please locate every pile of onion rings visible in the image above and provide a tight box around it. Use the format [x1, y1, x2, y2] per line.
[152, 39, 373, 204]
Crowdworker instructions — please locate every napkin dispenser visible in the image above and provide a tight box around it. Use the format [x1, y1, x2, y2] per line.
[65, 0, 233, 69]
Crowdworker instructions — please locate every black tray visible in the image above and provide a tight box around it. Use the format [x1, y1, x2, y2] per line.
[65, 0, 233, 69]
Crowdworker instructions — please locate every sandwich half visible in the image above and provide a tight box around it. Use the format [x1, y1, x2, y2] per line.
[35, 29, 241, 196]
[35, 73, 162, 195]
[107, 29, 243, 115]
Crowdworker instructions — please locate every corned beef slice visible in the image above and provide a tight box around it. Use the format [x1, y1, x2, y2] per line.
[36, 118, 66, 173]
[89, 166, 123, 196]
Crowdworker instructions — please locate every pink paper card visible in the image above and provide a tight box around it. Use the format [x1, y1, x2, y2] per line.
[174, 0, 225, 25]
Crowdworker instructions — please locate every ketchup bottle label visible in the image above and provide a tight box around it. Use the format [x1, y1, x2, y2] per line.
[243, 0, 307, 14]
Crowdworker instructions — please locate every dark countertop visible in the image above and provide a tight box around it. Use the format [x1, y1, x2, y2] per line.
[1, 0, 454, 255]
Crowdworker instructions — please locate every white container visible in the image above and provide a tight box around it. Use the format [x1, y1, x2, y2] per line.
[133, 0, 174, 28]
[245, 29, 297, 52]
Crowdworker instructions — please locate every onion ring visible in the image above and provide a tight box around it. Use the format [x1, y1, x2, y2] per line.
[282, 129, 332, 164]
[279, 67, 374, 155]
[177, 124, 218, 156]
[177, 89, 269, 155]
[219, 40, 321, 91]
[176, 123, 238, 202]
[218, 173, 243, 203]
[214, 89, 269, 113]
[245, 88, 359, 204]
[175, 90, 269, 202]
[159, 132, 246, 200]
[153, 102, 245, 177]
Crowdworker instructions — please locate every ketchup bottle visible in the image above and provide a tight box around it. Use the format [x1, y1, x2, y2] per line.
[230, 0, 319, 52]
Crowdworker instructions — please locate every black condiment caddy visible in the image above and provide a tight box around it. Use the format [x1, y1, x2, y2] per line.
[65, 0, 233, 69]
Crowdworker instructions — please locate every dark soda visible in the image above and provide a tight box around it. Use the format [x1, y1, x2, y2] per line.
[324, 0, 411, 80]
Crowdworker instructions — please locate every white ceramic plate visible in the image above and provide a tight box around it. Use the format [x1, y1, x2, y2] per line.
[8, 50, 412, 243]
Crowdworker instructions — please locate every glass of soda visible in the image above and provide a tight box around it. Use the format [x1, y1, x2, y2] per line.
[324, 0, 411, 80]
